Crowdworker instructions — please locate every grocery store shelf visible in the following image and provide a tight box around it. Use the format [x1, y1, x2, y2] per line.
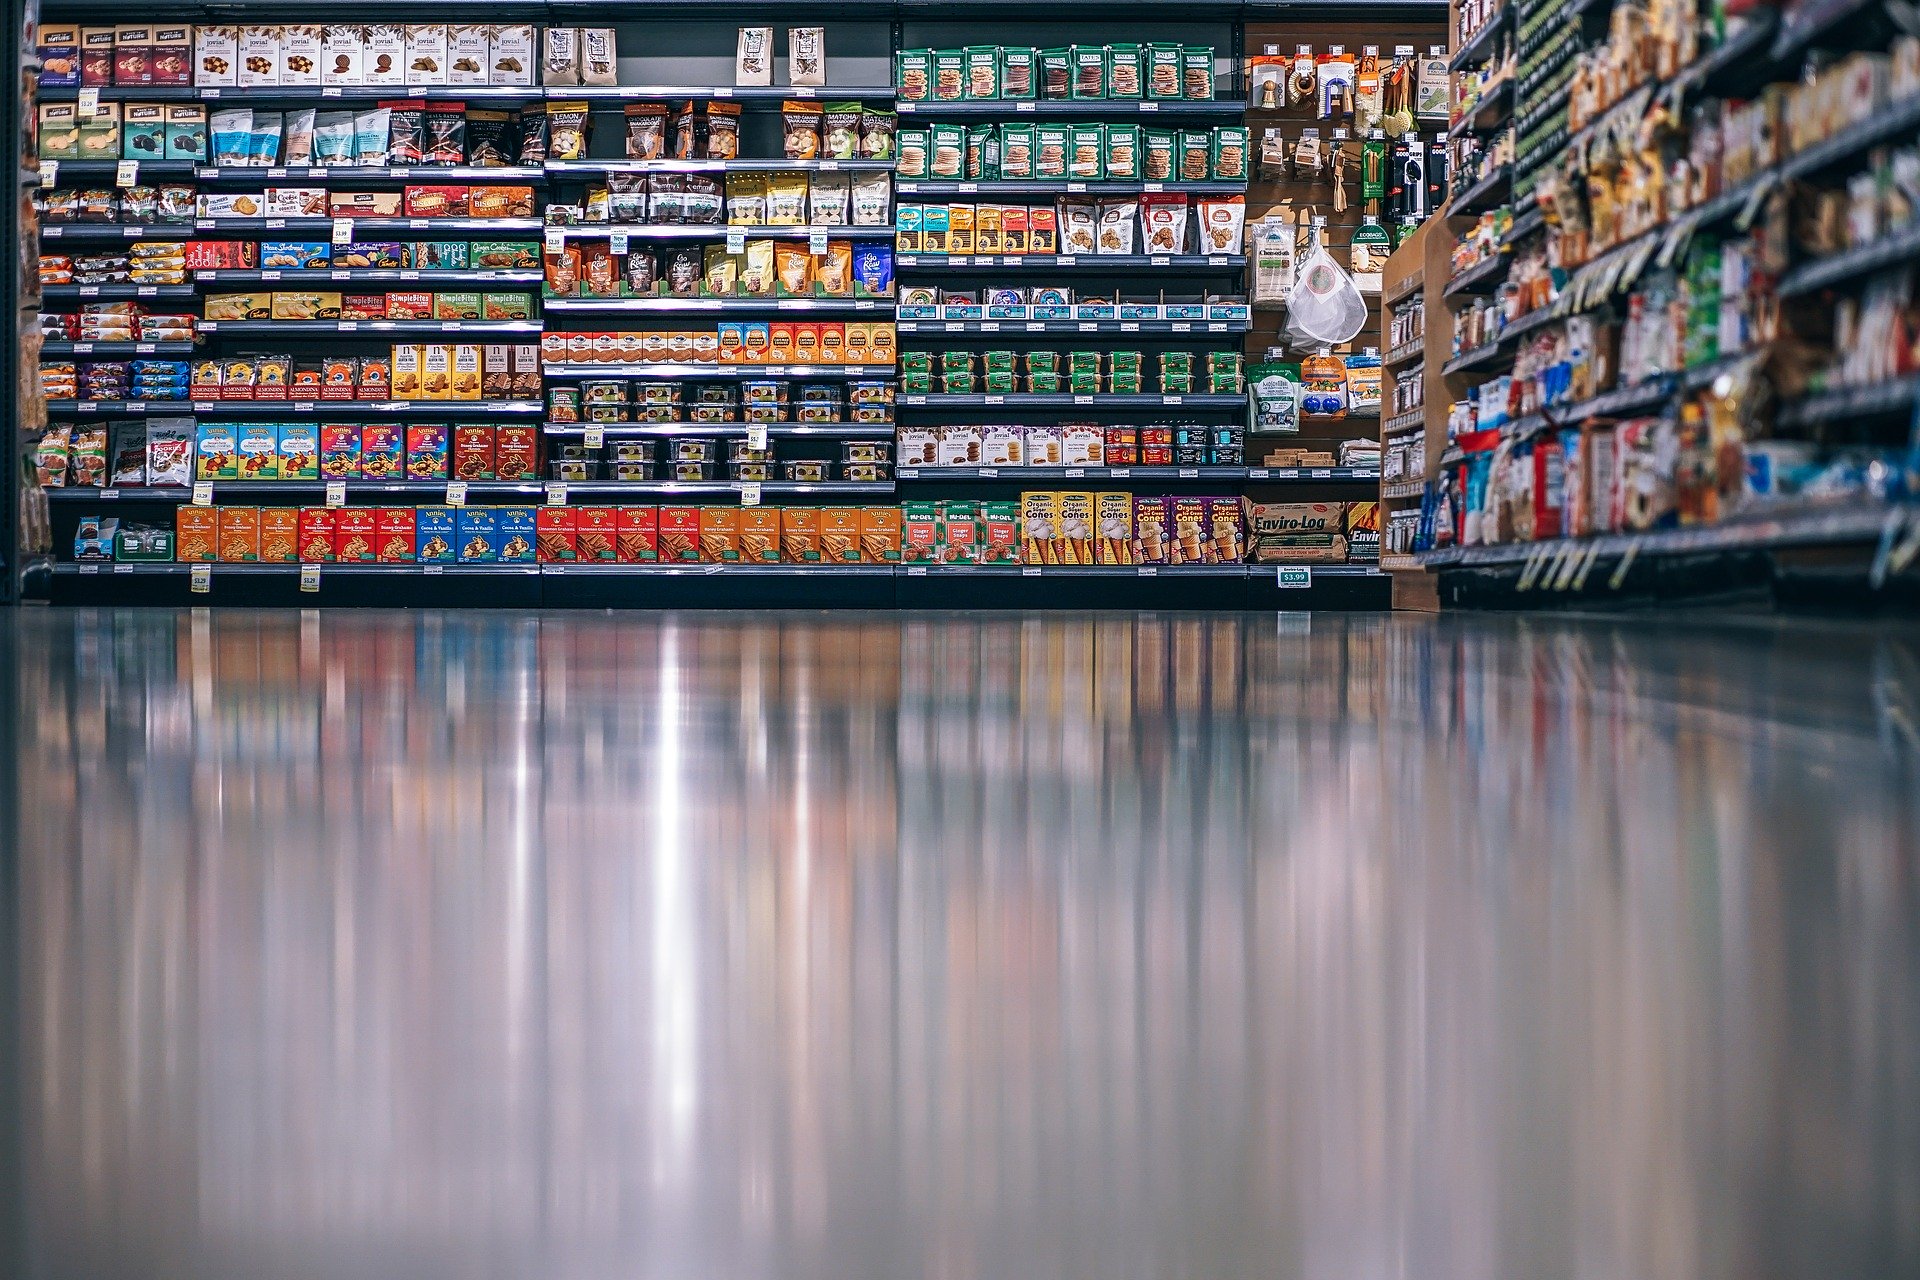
[542, 481, 897, 499]
[1450, 6, 1510, 71]
[899, 392, 1245, 409]
[1504, 377, 1676, 440]
[542, 422, 892, 437]
[558, 85, 897, 102]
[39, 84, 543, 104]
[36, 159, 197, 179]
[1384, 274, 1424, 307]
[1679, 352, 1756, 393]
[1782, 91, 1920, 183]
[48, 399, 543, 418]
[1776, 373, 1920, 429]
[544, 297, 892, 315]
[1515, 80, 1571, 135]
[1501, 204, 1547, 246]
[546, 224, 889, 241]
[198, 319, 542, 335]
[897, 99, 1247, 117]
[896, 253, 1245, 270]
[545, 158, 893, 175]
[193, 269, 542, 285]
[49, 480, 896, 503]
[898, 319, 1250, 334]
[40, 224, 195, 241]
[42, 340, 196, 356]
[1448, 78, 1512, 137]
[192, 165, 547, 183]
[1497, 306, 1558, 345]
[41, 284, 197, 301]
[1383, 480, 1426, 499]
[899, 465, 1247, 482]
[1383, 408, 1426, 435]
[1384, 338, 1425, 367]
[1698, 9, 1785, 98]
[1442, 253, 1509, 298]
[1778, 220, 1920, 298]
[1419, 500, 1906, 569]
[191, 217, 543, 234]
[1441, 340, 1508, 376]
[897, 179, 1247, 196]
[542, 363, 896, 380]
[1448, 164, 1511, 216]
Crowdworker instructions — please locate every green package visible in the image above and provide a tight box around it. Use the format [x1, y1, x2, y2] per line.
[965, 46, 999, 99]
[1179, 130, 1212, 182]
[985, 370, 1017, 392]
[929, 122, 966, 179]
[1182, 47, 1215, 101]
[932, 50, 966, 101]
[897, 49, 932, 100]
[1109, 349, 1144, 374]
[1211, 126, 1249, 182]
[1001, 122, 1035, 179]
[1029, 371, 1062, 393]
[1069, 122, 1105, 180]
[1146, 44, 1184, 99]
[942, 370, 978, 394]
[1039, 48, 1071, 99]
[941, 349, 975, 372]
[1025, 350, 1061, 374]
[1067, 350, 1101, 375]
[1070, 44, 1107, 98]
[897, 128, 929, 179]
[1110, 371, 1143, 394]
[1035, 123, 1071, 178]
[1001, 47, 1036, 99]
[1105, 124, 1141, 180]
[966, 123, 999, 180]
[903, 370, 933, 393]
[1107, 44, 1144, 99]
[1143, 128, 1176, 183]
[983, 349, 1017, 373]
[1070, 369, 1102, 394]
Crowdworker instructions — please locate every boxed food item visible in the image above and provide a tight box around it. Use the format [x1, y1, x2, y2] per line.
[498, 507, 536, 561]
[656, 506, 698, 561]
[164, 103, 208, 160]
[195, 422, 239, 480]
[495, 424, 536, 479]
[1057, 491, 1095, 564]
[779, 507, 820, 562]
[196, 26, 239, 86]
[359, 423, 404, 479]
[236, 423, 279, 479]
[405, 425, 448, 479]
[369, 508, 414, 562]
[405, 25, 448, 85]
[114, 24, 154, 87]
[859, 506, 901, 562]
[901, 502, 939, 563]
[738, 508, 781, 563]
[296, 506, 336, 561]
[320, 424, 361, 478]
[1132, 495, 1170, 562]
[536, 505, 578, 561]
[415, 506, 455, 561]
[615, 505, 659, 562]
[278, 422, 319, 479]
[281, 25, 323, 87]
[217, 505, 259, 562]
[322, 26, 364, 84]
[176, 506, 218, 562]
[40, 25, 80, 88]
[123, 103, 166, 160]
[1095, 491, 1134, 564]
[1019, 489, 1059, 565]
[453, 507, 496, 561]
[820, 508, 862, 562]
[1242, 499, 1345, 561]
[258, 508, 298, 562]
[238, 25, 280, 88]
[38, 103, 81, 160]
[490, 26, 535, 86]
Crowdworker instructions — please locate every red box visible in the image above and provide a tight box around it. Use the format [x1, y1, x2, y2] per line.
[374, 508, 416, 562]
[402, 185, 470, 218]
[451, 425, 494, 481]
[296, 507, 336, 562]
[182, 240, 256, 270]
[333, 508, 377, 563]
[494, 425, 537, 481]
[535, 506, 577, 561]
[658, 506, 700, 561]
[575, 506, 618, 561]
[615, 506, 659, 562]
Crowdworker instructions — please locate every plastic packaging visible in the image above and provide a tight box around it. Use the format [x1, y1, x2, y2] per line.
[1284, 221, 1369, 348]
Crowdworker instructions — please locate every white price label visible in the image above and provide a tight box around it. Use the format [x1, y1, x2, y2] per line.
[746, 424, 768, 450]
[727, 226, 746, 253]
[116, 160, 138, 188]
[1065, 468, 1085, 478]
[583, 425, 604, 449]
[908, 564, 927, 575]
[189, 564, 211, 592]
[325, 480, 347, 507]
[1179, 467, 1199, 478]
[446, 481, 468, 506]
[321, 85, 342, 97]
[809, 229, 829, 255]
[1073, 395, 1094, 404]
[1022, 566, 1042, 577]
[1150, 255, 1170, 266]
[978, 467, 998, 478]
[1137, 564, 1158, 576]
[191, 482, 213, 506]
[545, 482, 568, 505]
[1108, 467, 1131, 477]
[1248, 468, 1270, 479]
[544, 228, 565, 254]
[332, 217, 354, 245]
[1139, 101, 1159, 112]
[1121, 321, 1139, 332]
[38, 161, 55, 188]
[1311, 468, 1333, 478]
[260, 270, 281, 281]
[1067, 182, 1087, 193]
[1276, 566, 1312, 588]
[300, 563, 322, 592]
[740, 481, 762, 506]
[609, 230, 629, 255]
[983, 394, 1004, 405]
[423, 564, 443, 575]
[1016, 100, 1035, 112]
[1162, 395, 1183, 405]
[1078, 321, 1096, 331]
[77, 87, 99, 116]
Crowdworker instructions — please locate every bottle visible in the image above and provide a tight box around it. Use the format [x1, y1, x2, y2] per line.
[1362, 129, 1387, 203]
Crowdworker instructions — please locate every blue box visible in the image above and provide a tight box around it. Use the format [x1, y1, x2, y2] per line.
[416, 506, 456, 561]
[455, 508, 497, 562]
[261, 242, 331, 270]
[497, 507, 536, 562]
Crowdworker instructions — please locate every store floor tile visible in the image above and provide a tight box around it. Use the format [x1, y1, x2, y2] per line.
[5, 609, 1918, 1280]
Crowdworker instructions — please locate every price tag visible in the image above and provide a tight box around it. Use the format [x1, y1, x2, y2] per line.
[1073, 394, 1094, 405]
[956, 182, 978, 193]
[78, 87, 100, 117]
[1137, 565, 1158, 576]
[77, 401, 98, 412]
[1015, 101, 1036, 112]
[818, 159, 840, 171]
[907, 564, 927, 575]
[423, 563, 444, 575]
[136, 284, 156, 296]
[1108, 467, 1131, 477]
[38, 161, 56, 188]
[1208, 255, 1229, 266]
[945, 321, 964, 331]
[293, 402, 313, 412]
[1143, 182, 1164, 193]
[71, 342, 93, 354]
[1311, 468, 1332, 478]
[1179, 467, 1199, 478]
[100, 486, 117, 497]
[192, 482, 213, 506]
[740, 481, 762, 506]
[1078, 321, 1096, 331]
[78, 563, 99, 575]
[1150, 255, 1170, 267]
[713, 86, 734, 97]
[983, 394, 1005, 405]
[544, 228, 565, 254]
[1022, 566, 1042, 577]
[1276, 566, 1312, 588]
[321, 85, 342, 97]
[978, 467, 998, 478]
[189, 564, 211, 593]
[727, 226, 747, 253]
[78, 284, 99, 296]
[545, 482, 568, 505]
[260, 269, 281, 281]
[1065, 468, 1085, 478]
[1121, 322, 1139, 332]
[399, 269, 419, 280]
[583, 425, 604, 449]
[980, 320, 999, 331]
[746, 424, 768, 450]
[300, 563, 322, 592]
[809, 229, 829, 255]
[446, 481, 468, 506]
[325, 480, 346, 507]
[899, 467, 919, 479]
[1248, 468, 1270, 479]
[201, 87, 219, 98]
[610, 230, 629, 255]
[332, 217, 354, 245]
[264, 218, 286, 229]
[116, 160, 138, 187]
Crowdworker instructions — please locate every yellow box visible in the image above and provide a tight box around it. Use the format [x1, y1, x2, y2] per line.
[1020, 490, 1060, 566]
[947, 204, 976, 255]
[421, 344, 452, 400]
[1095, 491, 1133, 564]
[391, 344, 423, 399]
[1058, 490, 1095, 565]
[450, 343, 481, 400]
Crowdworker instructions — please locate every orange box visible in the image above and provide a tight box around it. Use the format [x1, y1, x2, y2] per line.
[175, 506, 217, 562]
[791, 322, 822, 366]
[333, 508, 376, 563]
[217, 506, 259, 562]
[817, 321, 845, 364]
[858, 506, 901, 562]
[697, 506, 740, 563]
[843, 321, 872, 365]
[258, 507, 299, 562]
[739, 508, 781, 562]
[768, 321, 795, 365]
[820, 507, 862, 562]
[658, 506, 700, 561]
[780, 506, 821, 562]
[575, 506, 617, 561]
[615, 505, 659, 562]
[295, 507, 335, 561]
[375, 508, 416, 562]
[869, 322, 896, 367]
[536, 506, 577, 561]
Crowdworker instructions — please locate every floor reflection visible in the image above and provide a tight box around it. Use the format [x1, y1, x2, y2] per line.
[9, 609, 1920, 1279]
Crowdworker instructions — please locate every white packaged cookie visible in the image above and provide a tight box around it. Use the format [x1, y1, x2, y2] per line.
[322, 27, 364, 85]
[194, 26, 238, 87]
[364, 25, 405, 86]
[404, 25, 447, 86]
[736, 27, 772, 86]
[489, 26, 534, 85]
[447, 26, 490, 85]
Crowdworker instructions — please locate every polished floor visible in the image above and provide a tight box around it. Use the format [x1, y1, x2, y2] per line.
[5, 608, 1919, 1280]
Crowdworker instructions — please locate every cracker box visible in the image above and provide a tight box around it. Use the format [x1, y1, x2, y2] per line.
[38, 104, 81, 160]
[901, 502, 940, 564]
[375, 507, 416, 562]
[616, 505, 659, 562]
[1243, 499, 1346, 562]
[1019, 490, 1059, 565]
[194, 422, 239, 480]
[858, 506, 901, 563]
[1095, 491, 1133, 564]
[494, 425, 536, 480]
[659, 506, 700, 561]
[175, 506, 218, 562]
[497, 507, 536, 561]
[333, 507, 377, 562]
[359, 423, 404, 480]
[164, 103, 208, 160]
[194, 25, 238, 87]
[981, 501, 1020, 564]
[536, 506, 578, 561]
[236, 423, 279, 480]
[258, 507, 299, 562]
[319, 424, 360, 478]
[1132, 495, 1170, 562]
[821, 507, 862, 562]
[482, 344, 512, 397]
[569, 506, 614, 561]
[780, 507, 821, 563]
[448, 25, 490, 85]
[405, 425, 448, 480]
[738, 508, 782, 563]
[454, 507, 497, 561]
[295, 506, 335, 561]
[122, 103, 166, 161]
[76, 102, 122, 162]
[217, 505, 259, 562]
[1202, 495, 1243, 563]
[415, 506, 455, 561]
[697, 506, 741, 563]
[452, 425, 494, 480]
[1058, 490, 1095, 565]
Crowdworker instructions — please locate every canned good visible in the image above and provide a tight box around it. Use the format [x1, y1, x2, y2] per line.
[783, 460, 829, 482]
[612, 462, 657, 481]
[546, 387, 581, 422]
[728, 441, 774, 463]
[841, 441, 891, 463]
[671, 440, 718, 463]
[730, 462, 774, 481]
[670, 461, 717, 481]
[586, 404, 630, 423]
[842, 462, 892, 482]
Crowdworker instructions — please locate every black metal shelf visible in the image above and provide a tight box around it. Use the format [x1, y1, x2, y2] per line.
[50, 480, 897, 503]
[897, 179, 1246, 196]
[897, 99, 1246, 118]
[899, 392, 1244, 409]
[194, 269, 541, 285]
[543, 422, 893, 438]
[1418, 500, 1904, 569]
[190, 165, 547, 183]
[546, 224, 887, 241]
[1776, 373, 1920, 429]
[1450, 6, 1511, 71]
[1448, 79, 1513, 138]
[543, 297, 892, 315]
[198, 319, 541, 336]
[39, 85, 542, 104]
[1501, 204, 1547, 246]
[541, 363, 895, 381]
[1448, 165, 1511, 216]
[558, 85, 897, 102]
[42, 340, 196, 356]
[1779, 222, 1920, 298]
[41, 284, 197, 301]
[896, 253, 1244, 270]
[40, 224, 195, 241]
[189, 216, 543, 235]
[546, 159, 893, 176]
[1440, 340, 1508, 377]
[48, 399, 543, 418]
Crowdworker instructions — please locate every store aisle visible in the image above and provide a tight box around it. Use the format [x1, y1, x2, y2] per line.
[6, 609, 1918, 1280]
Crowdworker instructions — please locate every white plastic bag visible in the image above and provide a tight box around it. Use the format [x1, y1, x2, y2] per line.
[1284, 236, 1369, 348]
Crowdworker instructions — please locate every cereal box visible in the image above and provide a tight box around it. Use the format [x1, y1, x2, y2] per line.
[1132, 495, 1170, 562]
[451, 425, 494, 481]
[616, 505, 659, 562]
[1019, 490, 1059, 565]
[296, 506, 335, 561]
[358, 423, 404, 480]
[235, 424, 279, 480]
[319, 424, 360, 478]
[217, 505, 259, 562]
[820, 508, 862, 562]
[574, 506, 617, 561]
[454, 508, 497, 562]
[536, 506, 578, 561]
[858, 506, 901, 563]
[404, 425, 447, 480]
[497, 507, 536, 561]
[1168, 496, 1208, 565]
[175, 506, 217, 562]
[494, 425, 536, 480]
[780, 507, 821, 563]
[1203, 496, 1244, 563]
[1095, 491, 1133, 564]
[1057, 491, 1095, 565]
[375, 507, 416, 562]
[698, 506, 741, 563]
[194, 422, 238, 480]
[334, 507, 377, 562]
[415, 506, 455, 561]
[259, 507, 299, 562]
[658, 506, 700, 561]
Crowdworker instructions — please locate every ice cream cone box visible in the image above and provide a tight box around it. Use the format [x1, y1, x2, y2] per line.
[1019, 490, 1060, 565]
[1095, 491, 1133, 564]
[1168, 496, 1207, 565]
[1202, 496, 1244, 563]
[1057, 490, 1095, 565]
[1132, 495, 1169, 563]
